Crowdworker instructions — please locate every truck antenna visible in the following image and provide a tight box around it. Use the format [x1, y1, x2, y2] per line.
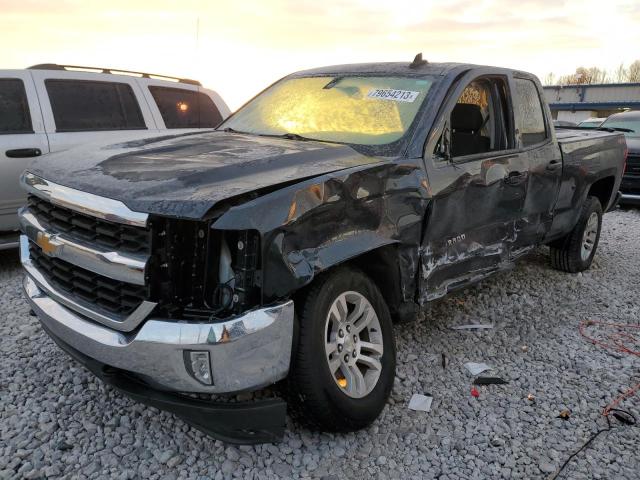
[409, 53, 428, 69]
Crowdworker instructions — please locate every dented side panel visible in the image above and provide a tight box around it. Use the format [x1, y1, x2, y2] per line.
[418, 151, 528, 303]
[212, 160, 430, 305]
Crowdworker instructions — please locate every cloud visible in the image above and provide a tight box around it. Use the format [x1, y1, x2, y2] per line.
[1, 0, 639, 108]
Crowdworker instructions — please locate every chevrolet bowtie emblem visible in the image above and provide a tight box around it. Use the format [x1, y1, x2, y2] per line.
[36, 232, 60, 256]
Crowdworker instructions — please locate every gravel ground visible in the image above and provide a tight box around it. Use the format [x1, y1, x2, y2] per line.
[1, 208, 639, 480]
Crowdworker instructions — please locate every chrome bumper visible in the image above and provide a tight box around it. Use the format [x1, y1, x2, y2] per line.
[24, 274, 294, 393]
[620, 192, 640, 204]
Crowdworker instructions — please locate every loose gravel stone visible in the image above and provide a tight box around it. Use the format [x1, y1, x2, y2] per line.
[1, 208, 639, 479]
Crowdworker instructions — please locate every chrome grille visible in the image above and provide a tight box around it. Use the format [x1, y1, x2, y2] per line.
[27, 194, 150, 255]
[627, 154, 640, 175]
[29, 243, 147, 316]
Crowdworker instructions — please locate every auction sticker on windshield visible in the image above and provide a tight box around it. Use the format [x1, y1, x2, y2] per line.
[367, 89, 420, 102]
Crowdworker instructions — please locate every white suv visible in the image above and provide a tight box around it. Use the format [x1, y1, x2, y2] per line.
[0, 64, 230, 248]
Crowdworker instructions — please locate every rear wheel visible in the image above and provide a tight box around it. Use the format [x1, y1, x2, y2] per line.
[289, 267, 395, 431]
[550, 196, 603, 273]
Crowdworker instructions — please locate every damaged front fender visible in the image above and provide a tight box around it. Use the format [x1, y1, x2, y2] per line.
[212, 159, 431, 307]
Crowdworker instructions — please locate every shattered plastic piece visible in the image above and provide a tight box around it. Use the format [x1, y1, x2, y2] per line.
[471, 387, 480, 398]
[527, 393, 535, 402]
[557, 409, 571, 420]
[451, 324, 494, 331]
[408, 394, 433, 412]
[474, 377, 508, 385]
[464, 362, 492, 376]
[521, 345, 529, 352]
[441, 353, 446, 369]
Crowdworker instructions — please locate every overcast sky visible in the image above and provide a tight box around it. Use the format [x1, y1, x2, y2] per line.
[2, 0, 639, 109]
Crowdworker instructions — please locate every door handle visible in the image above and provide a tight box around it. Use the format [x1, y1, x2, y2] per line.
[546, 159, 562, 171]
[504, 171, 526, 185]
[6, 148, 43, 158]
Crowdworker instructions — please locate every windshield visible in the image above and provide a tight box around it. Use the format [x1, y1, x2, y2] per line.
[219, 75, 435, 146]
[600, 117, 640, 137]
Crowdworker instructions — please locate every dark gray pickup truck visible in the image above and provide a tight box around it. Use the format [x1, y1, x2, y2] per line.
[20, 58, 626, 443]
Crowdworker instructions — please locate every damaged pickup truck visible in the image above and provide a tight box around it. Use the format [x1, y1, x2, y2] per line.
[20, 57, 626, 443]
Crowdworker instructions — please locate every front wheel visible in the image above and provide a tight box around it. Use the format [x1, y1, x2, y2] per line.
[289, 267, 395, 432]
[550, 196, 603, 273]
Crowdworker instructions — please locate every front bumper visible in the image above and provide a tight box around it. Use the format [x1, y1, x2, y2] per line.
[39, 316, 287, 444]
[24, 274, 294, 394]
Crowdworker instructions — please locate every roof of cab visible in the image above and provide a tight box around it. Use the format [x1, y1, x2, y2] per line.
[289, 61, 530, 79]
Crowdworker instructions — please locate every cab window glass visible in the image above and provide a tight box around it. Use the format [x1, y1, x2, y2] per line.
[436, 77, 510, 160]
[46, 79, 146, 132]
[149, 87, 223, 128]
[514, 78, 547, 147]
[0, 79, 32, 134]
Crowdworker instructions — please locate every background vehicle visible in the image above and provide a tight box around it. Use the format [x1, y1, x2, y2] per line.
[578, 117, 607, 128]
[600, 110, 640, 205]
[20, 59, 626, 444]
[0, 64, 230, 248]
[553, 120, 576, 127]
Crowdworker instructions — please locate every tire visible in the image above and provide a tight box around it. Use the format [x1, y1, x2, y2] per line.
[289, 267, 396, 432]
[550, 196, 603, 273]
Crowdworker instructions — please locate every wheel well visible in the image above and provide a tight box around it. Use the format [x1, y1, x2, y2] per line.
[348, 244, 416, 322]
[588, 176, 615, 209]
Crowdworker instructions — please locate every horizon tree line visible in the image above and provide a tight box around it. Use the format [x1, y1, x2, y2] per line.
[543, 60, 640, 86]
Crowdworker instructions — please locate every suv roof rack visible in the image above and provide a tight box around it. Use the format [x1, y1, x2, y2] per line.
[27, 63, 202, 86]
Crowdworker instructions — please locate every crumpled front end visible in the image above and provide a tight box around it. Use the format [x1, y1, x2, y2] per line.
[19, 172, 294, 443]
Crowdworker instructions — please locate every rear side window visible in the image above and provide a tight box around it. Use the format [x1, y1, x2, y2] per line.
[45, 79, 146, 132]
[0, 79, 32, 134]
[149, 86, 222, 128]
[513, 78, 547, 147]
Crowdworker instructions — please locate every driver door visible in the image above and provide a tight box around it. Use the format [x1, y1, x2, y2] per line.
[419, 73, 527, 301]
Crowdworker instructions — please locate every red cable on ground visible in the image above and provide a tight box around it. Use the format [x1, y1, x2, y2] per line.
[550, 318, 639, 479]
[578, 319, 640, 416]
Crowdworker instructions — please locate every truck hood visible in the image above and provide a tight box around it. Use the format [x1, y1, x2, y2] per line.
[27, 131, 384, 220]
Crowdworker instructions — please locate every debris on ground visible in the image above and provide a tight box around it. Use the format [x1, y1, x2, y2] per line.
[441, 353, 446, 369]
[464, 362, 492, 376]
[527, 393, 535, 402]
[471, 387, 480, 398]
[408, 394, 433, 412]
[557, 409, 571, 420]
[473, 376, 508, 385]
[521, 345, 529, 352]
[451, 324, 494, 331]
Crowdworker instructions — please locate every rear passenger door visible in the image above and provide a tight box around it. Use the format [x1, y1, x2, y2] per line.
[511, 76, 562, 245]
[420, 72, 527, 300]
[0, 72, 49, 232]
[29, 70, 159, 153]
[139, 79, 226, 132]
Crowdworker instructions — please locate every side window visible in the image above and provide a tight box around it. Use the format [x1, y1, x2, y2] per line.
[440, 77, 510, 159]
[149, 86, 223, 128]
[45, 79, 146, 132]
[0, 79, 33, 134]
[513, 78, 547, 147]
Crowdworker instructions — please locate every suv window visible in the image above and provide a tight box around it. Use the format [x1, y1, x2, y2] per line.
[149, 87, 223, 128]
[0, 79, 32, 134]
[45, 79, 146, 132]
[514, 78, 547, 147]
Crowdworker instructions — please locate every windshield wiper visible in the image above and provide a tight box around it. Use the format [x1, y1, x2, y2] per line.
[219, 127, 248, 134]
[257, 132, 316, 142]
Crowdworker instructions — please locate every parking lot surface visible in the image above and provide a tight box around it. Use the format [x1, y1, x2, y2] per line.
[1, 208, 639, 480]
